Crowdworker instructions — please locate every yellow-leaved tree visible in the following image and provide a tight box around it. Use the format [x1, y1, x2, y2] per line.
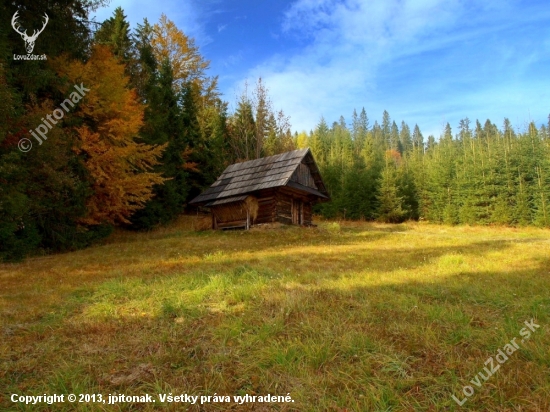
[54, 45, 167, 225]
[151, 14, 218, 100]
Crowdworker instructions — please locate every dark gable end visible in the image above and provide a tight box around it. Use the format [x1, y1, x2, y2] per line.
[291, 163, 317, 189]
[189, 148, 329, 205]
[289, 149, 328, 198]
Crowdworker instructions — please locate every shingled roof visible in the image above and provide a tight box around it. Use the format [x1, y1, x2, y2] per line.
[189, 148, 329, 205]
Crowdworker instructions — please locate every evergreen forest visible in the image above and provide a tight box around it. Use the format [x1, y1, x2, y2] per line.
[1, 1, 549, 261]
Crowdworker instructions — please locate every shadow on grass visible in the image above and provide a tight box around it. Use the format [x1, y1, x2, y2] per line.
[1, 228, 549, 411]
[0, 234, 524, 327]
[2, 258, 549, 411]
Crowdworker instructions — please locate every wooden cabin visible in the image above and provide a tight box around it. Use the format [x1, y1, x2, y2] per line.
[189, 148, 330, 230]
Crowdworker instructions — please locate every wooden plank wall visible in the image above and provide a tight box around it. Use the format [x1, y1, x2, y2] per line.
[290, 162, 318, 189]
[255, 189, 277, 224]
[275, 187, 314, 226]
[211, 203, 247, 229]
[210, 188, 315, 229]
[275, 191, 293, 224]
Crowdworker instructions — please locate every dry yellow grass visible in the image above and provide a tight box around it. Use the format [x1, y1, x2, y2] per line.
[1, 216, 549, 411]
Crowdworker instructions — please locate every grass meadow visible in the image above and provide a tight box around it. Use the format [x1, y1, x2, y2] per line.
[1, 217, 549, 411]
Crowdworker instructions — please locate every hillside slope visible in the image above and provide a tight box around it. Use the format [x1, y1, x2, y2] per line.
[1, 218, 549, 411]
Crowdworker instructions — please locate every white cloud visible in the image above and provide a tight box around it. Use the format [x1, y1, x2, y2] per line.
[281, 0, 472, 57]
[234, 0, 549, 134]
[237, 0, 472, 132]
[94, 1, 550, 135]
[91, 0, 212, 46]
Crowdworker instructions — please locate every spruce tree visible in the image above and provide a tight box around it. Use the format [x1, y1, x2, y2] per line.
[95, 7, 132, 63]
[229, 97, 256, 161]
[376, 153, 406, 223]
[412, 125, 424, 151]
[399, 121, 412, 154]
[352, 108, 369, 155]
[391, 121, 400, 153]
[130, 60, 190, 229]
[381, 110, 391, 149]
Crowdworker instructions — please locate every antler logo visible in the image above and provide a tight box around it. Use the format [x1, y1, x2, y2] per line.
[11, 11, 49, 54]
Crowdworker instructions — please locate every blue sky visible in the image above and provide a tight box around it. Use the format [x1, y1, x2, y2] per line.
[93, 0, 550, 137]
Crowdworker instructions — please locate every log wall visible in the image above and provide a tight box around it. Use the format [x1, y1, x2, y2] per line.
[254, 189, 277, 224]
[274, 188, 314, 226]
[210, 188, 317, 229]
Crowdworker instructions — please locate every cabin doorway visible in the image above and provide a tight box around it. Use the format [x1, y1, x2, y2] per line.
[292, 199, 303, 225]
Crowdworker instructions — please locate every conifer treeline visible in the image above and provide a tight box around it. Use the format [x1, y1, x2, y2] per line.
[301, 110, 550, 226]
[1, 1, 548, 262]
[0, 2, 294, 260]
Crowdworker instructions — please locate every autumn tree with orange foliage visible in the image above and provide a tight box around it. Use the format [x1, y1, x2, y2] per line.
[54, 45, 167, 225]
[149, 14, 231, 200]
[151, 14, 218, 98]
[129, 32, 195, 229]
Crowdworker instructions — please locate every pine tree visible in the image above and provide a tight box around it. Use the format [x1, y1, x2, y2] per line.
[391, 121, 400, 152]
[131, 19, 157, 100]
[426, 135, 435, 150]
[423, 133, 457, 223]
[351, 109, 359, 141]
[408, 125, 428, 219]
[95, 7, 132, 63]
[399, 121, 412, 154]
[263, 113, 279, 156]
[229, 96, 256, 161]
[196, 99, 230, 183]
[309, 117, 329, 165]
[352, 108, 368, 155]
[531, 123, 550, 227]
[456, 118, 477, 224]
[129, 57, 192, 229]
[252, 78, 271, 159]
[376, 152, 406, 223]
[515, 173, 532, 225]
[381, 110, 391, 149]
[412, 124, 424, 151]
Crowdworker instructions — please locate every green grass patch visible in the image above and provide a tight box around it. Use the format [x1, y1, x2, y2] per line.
[1, 217, 549, 411]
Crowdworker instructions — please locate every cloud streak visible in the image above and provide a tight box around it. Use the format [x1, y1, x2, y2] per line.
[238, 0, 550, 136]
[93, 0, 550, 137]
[91, 0, 213, 47]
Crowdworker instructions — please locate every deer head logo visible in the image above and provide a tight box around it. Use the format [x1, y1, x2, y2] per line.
[11, 11, 49, 54]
